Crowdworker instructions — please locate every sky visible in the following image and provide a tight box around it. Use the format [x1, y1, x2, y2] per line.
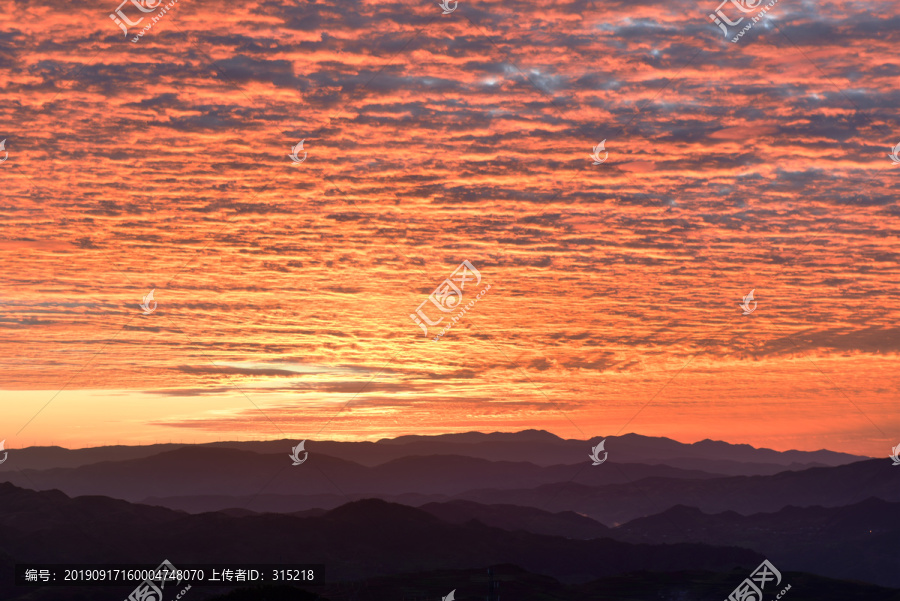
[1, 0, 898, 456]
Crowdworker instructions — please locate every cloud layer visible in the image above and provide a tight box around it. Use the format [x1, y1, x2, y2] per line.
[1, 0, 898, 454]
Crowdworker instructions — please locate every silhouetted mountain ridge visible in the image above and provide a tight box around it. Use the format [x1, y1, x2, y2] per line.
[0, 482, 761, 594]
[2, 447, 723, 505]
[457, 457, 900, 524]
[419, 499, 610, 539]
[322, 497, 443, 527]
[2, 431, 867, 474]
[609, 496, 900, 587]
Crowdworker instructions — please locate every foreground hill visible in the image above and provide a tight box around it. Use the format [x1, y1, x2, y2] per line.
[0, 482, 760, 600]
[204, 565, 900, 601]
[610, 496, 900, 588]
[418, 499, 611, 539]
[3, 483, 900, 597]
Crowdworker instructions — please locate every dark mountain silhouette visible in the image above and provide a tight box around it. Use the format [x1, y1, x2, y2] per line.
[189, 494, 900, 588]
[145, 491, 451, 514]
[418, 499, 610, 539]
[456, 457, 900, 524]
[373, 429, 863, 464]
[268, 495, 900, 588]
[1, 446, 721, 505]
[7, 448, 890, 523]
[145, 492, 359, 514]
[303, 429, 867, 474]
[1, 434, 892, 600]
[3, 430, 865, 474]
[0, 482, 762, 601]
[0, 443, 185, 471]
[3, 483, 900, 597]
[609, 496, 900, 588]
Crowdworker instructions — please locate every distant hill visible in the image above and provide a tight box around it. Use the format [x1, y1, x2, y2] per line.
[144, 491, 453, 514]
[6, 450, 889, 525]
[1, 430, 867, 474]
[0, 446, 722, 505]
[418, 499, 611, 538]
[0, 443, 185, 471]
[145, 492, 359, 514]
[610, 496, 900, 588]
[455, 458, 900, 524]
[4, 450, 888, 523]
[288, 430, 867, 472]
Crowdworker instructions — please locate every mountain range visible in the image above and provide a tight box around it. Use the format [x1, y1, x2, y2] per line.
[4, 430, 866, 473]
[2, 431, 897, 598]
[2, 483, 900, 599]
[2, 432, 888, 524]
[0, 483, 761, 600]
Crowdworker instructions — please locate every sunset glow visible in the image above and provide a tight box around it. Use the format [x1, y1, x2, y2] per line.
[1, 0, 898, 456]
